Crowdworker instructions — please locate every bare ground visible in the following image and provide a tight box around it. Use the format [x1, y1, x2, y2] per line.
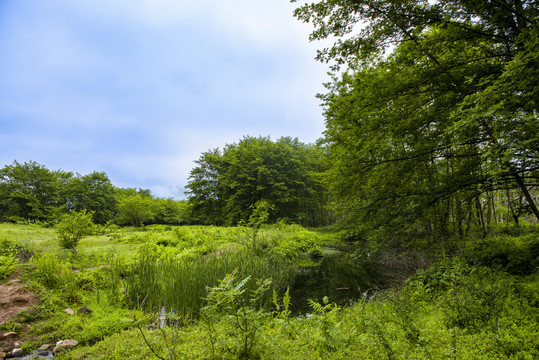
[0, 277, 39, 352]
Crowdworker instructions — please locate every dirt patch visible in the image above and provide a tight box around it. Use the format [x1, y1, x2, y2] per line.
[0, 279, 39, 325]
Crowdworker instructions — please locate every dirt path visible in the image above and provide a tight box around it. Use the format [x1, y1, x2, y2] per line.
[0, 278, 39, 353]
[0, 278, 39, 325]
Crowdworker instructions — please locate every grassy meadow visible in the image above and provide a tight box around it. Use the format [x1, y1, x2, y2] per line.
[1, 222, 538, 359]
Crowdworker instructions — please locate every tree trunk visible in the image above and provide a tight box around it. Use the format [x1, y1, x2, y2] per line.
[506, 188, 520, 227]
[514, 172, 539, 221]
[476, 196, 487, 237]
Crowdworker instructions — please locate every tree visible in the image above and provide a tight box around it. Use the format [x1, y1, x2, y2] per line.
[64, 172, 118, 224]
[56, 210, 95, 253]
[0, 161, 65, 222]
[293, 0, 539, 239]
[151, 198, 190, 225]
[186, 149, 227, 225]
[186, 136, 331, 226]
[116, 193, 154, 227]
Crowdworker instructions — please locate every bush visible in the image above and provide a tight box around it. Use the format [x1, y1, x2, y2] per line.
[56, 210, 96, 253]
[0, 254, 17, 280]
[0, 237, 34, 262]
[465, 234, 539, 275]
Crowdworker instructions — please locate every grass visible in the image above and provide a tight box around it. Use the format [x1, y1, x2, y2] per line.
[1, 222, 537, 359]
[122, 245, 297, 318]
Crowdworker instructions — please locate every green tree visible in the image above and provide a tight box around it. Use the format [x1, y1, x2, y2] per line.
[186, 149, 227, 225]
[64, 172, 118, 224]
[151, 198, 190, 225]
[186, 136, 331, 226]
[116, 193, 154, 227]
[294, 0, 539, 240]
[0, 161, 65, 222]
[56, 210, 95, 253]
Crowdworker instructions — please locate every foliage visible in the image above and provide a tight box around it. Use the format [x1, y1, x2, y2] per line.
[0, 254, 17, 280]
[294, 0, 539, 243]
[56, 210, 96, 253]
[186, 136, 332, 226]
[0, 160, 66, 223]
[463, 233, 539, 275]
[0, 236, 34, 262]
[201, 272, 272, 359]
[121, 245, 296, 318]
[63, 171, 118, 224]
[116, 193, 155, 227]
[151, 198, 190, 225]
[2, 223, 538, 359]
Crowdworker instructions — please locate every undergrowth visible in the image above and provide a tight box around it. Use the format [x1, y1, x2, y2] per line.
[1, 223, 537, 359]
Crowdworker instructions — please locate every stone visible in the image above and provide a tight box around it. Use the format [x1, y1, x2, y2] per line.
[37, 349, 51, 356]
[77, 306, 93, 315]
[63, 308, 75, 315]
[0, 351, 6, 359]
[12, 348, 24, 357]
[53, 339, 79, 353]
[1, 332, 17, 339]
[37, 344, 51, 351]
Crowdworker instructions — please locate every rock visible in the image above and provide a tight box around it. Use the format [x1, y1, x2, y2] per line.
[37, 349, 52, 356]
[77, 306, 93, 315]
[37, 344, 51, 351]
[0, 351, 6, 359]
[1, 332, 17, 339]
[52, 339, 79, 353]
[12, 347, 24, 356]
[63, 308, 75, 315]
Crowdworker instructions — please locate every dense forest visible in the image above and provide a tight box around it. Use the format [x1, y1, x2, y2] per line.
[294, 0, 539, 244]
[1, 1, 538, 359]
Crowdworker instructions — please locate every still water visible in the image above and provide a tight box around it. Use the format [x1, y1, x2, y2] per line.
[288, 247, 387, 314]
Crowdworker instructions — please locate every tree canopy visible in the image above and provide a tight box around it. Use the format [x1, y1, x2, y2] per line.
[186, 136, 331, 226]
[293, 0, 539, 240]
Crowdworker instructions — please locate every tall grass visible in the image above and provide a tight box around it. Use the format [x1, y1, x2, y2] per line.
[122, 247, 296, 318]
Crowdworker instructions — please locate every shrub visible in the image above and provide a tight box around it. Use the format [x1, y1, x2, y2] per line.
[56, 210, 96, 253]
[201, 272, 272, 359]
[0, 254, 17, 280]
[0, 237, 34, 262]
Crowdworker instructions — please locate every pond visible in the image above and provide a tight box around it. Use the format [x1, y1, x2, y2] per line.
[288, 247, 387, 314]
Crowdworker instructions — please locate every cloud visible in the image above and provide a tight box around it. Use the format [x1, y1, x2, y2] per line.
[0, 0, 330, 198]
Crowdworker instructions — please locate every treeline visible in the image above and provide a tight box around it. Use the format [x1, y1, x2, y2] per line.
[186, 136, 333, 227]
[0, 136, 333, 228]
[0, 160, 188, 226]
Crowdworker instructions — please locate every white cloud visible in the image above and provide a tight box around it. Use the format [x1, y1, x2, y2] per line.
[0, 0, 332, 198]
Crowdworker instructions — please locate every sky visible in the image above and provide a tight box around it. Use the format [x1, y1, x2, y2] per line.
[0, 0, 331, 199]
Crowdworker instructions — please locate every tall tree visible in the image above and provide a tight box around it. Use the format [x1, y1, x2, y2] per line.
[186, 137, 330, 226]
[0, 161, 65, 222]
[293, 0, 539, 239]
[116, 193, 155, 227]
[64, 172, 117, 224]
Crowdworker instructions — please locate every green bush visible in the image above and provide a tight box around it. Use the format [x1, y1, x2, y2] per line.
[30, 253, 67, 289]
[0, 254, 17, 280]
[0, 237, 34, 262]
[465, 234, 539, 275]
[56, 210, 96, 253]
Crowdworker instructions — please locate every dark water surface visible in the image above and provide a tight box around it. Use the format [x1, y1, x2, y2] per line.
[289, 248, 386, 314]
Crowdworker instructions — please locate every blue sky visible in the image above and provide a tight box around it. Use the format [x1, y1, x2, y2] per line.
[0, 0, 329, 199]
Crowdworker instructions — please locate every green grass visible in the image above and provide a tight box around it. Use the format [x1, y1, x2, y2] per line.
[2, 222, 537, 359]
[122, 245, 297, 318]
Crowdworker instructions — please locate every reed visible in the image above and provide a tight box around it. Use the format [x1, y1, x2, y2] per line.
[123, 248, 296, 318]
